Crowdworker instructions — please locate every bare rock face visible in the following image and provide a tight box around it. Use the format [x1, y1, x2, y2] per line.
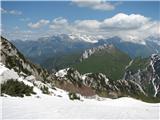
[83, 73, 146, 98]
[55, 68, 146, 99]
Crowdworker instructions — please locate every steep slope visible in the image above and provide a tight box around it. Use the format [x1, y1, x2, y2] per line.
[54, 67, 160, 102]
[1, 36, 52, 83]
[12, 35, 160, 71]
[0, 36, 97, 98]
[96, 36, 160, 58]
[42, 51, 82, 71]
[82, 72, 146, 98]
[0, 36, 59, 97]
[73, 44, 131, 80]
[124, 54, 160, 98]
[12, 34, 93, 68]
[1, 36, 160, 103]
[54, 66, 160, 102]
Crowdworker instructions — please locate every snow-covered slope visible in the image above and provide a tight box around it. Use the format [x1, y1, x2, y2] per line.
[1, 96, 159, 119]
[1, 36, 50, 82]
[55, 68, 69, 77]
[68, 33, 99, 43]
[0, 62, 69, 97]
[1, 62, 159, 119]
[0, 63, 19, 84]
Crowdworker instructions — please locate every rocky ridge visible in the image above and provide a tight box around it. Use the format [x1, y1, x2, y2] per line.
[1, 36, 160, 102]
[80, 44, 115, 61]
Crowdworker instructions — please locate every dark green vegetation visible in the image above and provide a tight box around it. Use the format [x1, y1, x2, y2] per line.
[127, 57, 150, 74]
[124, 54, 160, 99]
[40, 86, 50, 94]
[125, 57, 155, 96]
[73, 47, 131, 80]
[5, 55, 32, 75]
[1, 79, 35, 97]
[42, 52, 82, 71]
[11, 34, 92, 70]
[68, 92, 80, 100]
[132, 94, 160, 103]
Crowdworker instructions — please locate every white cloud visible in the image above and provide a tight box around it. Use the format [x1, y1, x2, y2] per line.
[75, 20, 100, 29]
[1, 8, 22, 15]
[102, 13, 150, 30]
[52, 17, 68, 25]
[49, 13, 159, 44]
[72, 0, 115, 11]
[2, 27, 34, 41]
[49, 17, 68, 29]
[28, 19, 50, 29]
[3, 13, 160, 44]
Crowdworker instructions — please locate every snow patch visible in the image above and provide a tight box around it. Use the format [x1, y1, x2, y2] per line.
[55, 68, 69, 77]
[0, 63, 19, 84]
[125, 60, 133, 69]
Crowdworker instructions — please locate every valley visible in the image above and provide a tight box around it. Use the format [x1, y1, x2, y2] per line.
[1, 1, 160, 119]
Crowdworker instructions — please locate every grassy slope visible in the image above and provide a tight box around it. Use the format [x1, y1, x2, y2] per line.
[42, 51, 82, 71]
[73, 48, 131, 80]
[127, 57, 150, 73]
[126, 57, 159, 100]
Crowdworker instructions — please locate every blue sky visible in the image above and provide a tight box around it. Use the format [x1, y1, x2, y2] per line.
[1, 1, 160, 43]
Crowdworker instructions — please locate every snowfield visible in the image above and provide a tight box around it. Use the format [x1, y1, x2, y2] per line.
[1, 95, 160, 119]
[0, 63, 160, 119]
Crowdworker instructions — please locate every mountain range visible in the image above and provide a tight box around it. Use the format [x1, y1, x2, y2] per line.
[11, 34, 160, 71]
[1, 36, 160, 103]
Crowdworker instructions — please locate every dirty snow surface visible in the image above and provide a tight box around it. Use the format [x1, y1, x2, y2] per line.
[1, 96, 160, 119]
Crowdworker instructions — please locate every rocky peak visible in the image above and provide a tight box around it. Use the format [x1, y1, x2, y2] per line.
[56, 68, 82, 84]
[82, 73, 109, 88]
[55, 67, 146, 99]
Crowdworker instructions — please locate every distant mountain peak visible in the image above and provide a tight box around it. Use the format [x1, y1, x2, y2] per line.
[67, 33, 99, 43]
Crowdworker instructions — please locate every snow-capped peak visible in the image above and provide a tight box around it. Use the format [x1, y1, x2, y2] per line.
[68, 33, 98, 43]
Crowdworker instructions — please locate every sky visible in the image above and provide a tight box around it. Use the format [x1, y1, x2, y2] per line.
[1, 0, 160, 44]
